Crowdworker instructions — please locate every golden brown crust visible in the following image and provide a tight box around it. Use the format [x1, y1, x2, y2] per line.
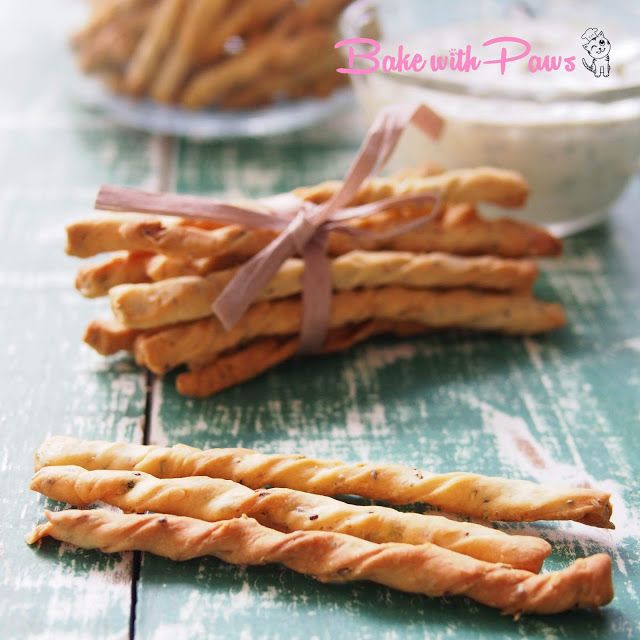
[65, 169, 552, 260]
[82, 318, 143, 356]
[27, 509, 614, 614]
[132, 287, 565, 374]
[110, 251, 538, 329]
[34, 437, 614, 528]
[31, 465, 551, 571]
[123, 0, 186, 95]
[176, 321, 428, 397]
[75, 251, 153, 298]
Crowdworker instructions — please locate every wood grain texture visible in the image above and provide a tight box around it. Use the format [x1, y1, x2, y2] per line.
[0, 2, 150, 637]
[2, 1, 639, 638]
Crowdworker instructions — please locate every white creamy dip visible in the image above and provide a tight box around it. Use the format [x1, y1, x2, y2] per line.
[351, 19, 640, 234]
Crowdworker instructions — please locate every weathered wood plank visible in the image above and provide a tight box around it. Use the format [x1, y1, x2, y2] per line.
[134, 136, 640, 638]
[0, 3, 160, 636]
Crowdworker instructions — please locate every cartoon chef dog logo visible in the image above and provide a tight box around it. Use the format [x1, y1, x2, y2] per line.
[581, 27, 611, 77]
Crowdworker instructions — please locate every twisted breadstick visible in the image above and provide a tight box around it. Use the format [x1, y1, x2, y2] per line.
[35, 437, 613, 528]
[31, 465, 551, 571]
[27, 509, 613, 614]
[149, 0, 230, 103]
[132, 287, 565, 373]
[66, 169, 545, 259]
[110, 251, 537, 329]
[76, 251, 153, 298]
[123, 0, 186, 95]
[176, 321, 429, 396]
[295, 168, 528, 209]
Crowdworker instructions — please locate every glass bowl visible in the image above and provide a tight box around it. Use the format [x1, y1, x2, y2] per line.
[74, 76, 354, 140]
[339, 0, 640, 236]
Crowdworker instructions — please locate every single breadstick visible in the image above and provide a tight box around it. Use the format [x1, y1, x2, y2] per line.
[176, 321, 428, 396]
[180, 336, 298, 396]
[110, 251, 537, 329]
[132, 287, 566, 373]
[124, 0, 186, 95]
[150, 0, 229, 103]
[35, 437, 613, 528]
[27, 509, 613, 614]
[31, 466, 551, 571]
[76, 251, 153, 298]
[83, 318, 143, 356]
[295, 168, 529, 209]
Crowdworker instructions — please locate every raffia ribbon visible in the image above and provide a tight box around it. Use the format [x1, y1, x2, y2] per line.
[96, 103, 444, 353]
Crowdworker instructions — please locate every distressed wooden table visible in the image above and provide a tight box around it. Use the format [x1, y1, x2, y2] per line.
[1, 2, 639, 638]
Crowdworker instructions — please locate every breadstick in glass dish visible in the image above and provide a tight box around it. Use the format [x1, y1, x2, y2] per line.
[26, 509, 613, 615]
[31, 465, 551, 571]
[34, 437, 613, 528]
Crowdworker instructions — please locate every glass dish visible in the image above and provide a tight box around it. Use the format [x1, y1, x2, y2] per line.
[339, 0, 640, 236]
[74, 76, 354, 140]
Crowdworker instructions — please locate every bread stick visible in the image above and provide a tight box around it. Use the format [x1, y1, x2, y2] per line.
[83, 318, 143, 356]
[75, 251, 153, 298]
[27, 509, 613, 614]
[295, 168, 529, 210]
[177, 321, 430, 396]
[31, 465, 551, 571]
[132, 287, 565, 373]
[124, 0, 186, 95]
[35, 437, 613, 528]
[150, 0, 230, 103]
[110, 251, 537, 329]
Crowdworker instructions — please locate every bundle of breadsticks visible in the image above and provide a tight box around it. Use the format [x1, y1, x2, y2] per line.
[28, 435, 614, 614]
[72, 0, 350, 109]
[67, 165, 564, 397]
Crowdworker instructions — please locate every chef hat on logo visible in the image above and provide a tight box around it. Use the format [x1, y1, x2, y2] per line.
[581, 27, 601, 41]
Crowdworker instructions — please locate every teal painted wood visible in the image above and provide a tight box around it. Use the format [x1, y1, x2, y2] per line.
[2, 1, 639, 638]
[132, 134, 640, 639]
[0, 2, 152, 636]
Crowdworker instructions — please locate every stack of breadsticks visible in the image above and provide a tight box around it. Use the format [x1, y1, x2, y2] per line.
[72, 0, 350, 109]
[28, 435, 614, 614]
[67, 165, 565, 397]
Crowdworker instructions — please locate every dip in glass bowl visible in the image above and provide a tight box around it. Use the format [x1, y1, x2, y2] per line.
[338, 0, 640, 235]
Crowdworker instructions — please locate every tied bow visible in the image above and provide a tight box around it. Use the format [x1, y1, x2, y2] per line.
[96, 103, 444, 353]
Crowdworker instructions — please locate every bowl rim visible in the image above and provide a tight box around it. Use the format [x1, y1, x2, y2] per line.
[339, 0, 640, 105]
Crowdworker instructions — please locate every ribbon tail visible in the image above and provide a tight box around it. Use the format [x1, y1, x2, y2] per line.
[298, 229, 331, 355]
[212, 231, 297, 330]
